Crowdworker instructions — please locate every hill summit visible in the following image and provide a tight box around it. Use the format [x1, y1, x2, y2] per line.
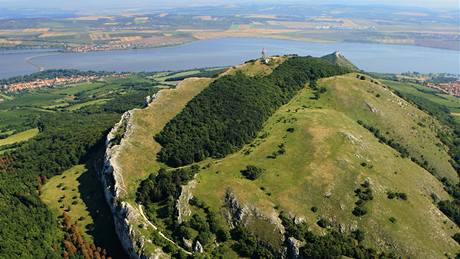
[321, 51, 359, 71]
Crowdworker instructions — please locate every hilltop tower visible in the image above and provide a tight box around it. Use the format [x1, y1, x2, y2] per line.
[261, 48, 269, 64]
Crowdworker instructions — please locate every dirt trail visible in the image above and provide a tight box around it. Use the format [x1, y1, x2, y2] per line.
[138, 204, 192, 255]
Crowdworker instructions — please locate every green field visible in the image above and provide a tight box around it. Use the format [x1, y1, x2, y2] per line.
[66, 98, 109, 111]
[0, 128, 39, 147]
[40, 164, 126, 258]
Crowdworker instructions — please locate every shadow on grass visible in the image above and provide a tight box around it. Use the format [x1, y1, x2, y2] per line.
[78, 155, 128, 259]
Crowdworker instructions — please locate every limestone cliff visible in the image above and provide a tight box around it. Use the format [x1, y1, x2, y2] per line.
[99, 110, 165, 259]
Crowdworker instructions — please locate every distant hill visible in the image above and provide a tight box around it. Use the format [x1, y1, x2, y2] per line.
[321, 51, 359, 71]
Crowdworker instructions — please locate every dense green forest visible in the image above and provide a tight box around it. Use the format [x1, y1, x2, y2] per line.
[156, 56, 349, 167]
[0, 74, 159, 258]
[0, 113, 117, 258]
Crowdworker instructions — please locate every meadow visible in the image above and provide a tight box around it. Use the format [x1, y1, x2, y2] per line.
[40, 163, 127, 258]
[0, 128, 38, 146]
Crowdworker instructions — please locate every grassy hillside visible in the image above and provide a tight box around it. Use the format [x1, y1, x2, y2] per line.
[325, 75, 457, 182]
[191, 73, 458, 258]
[114, 61, 280, 202]
[111, 60, 287, 256]
[40, 164, 126, 258]
[115, 77, 213, 201]
[156, 56, 349, 166]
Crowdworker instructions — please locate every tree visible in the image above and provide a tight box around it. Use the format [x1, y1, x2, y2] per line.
[241, 165, 265, 180]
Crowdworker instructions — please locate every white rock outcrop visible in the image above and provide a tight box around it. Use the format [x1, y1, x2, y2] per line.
[99, 108, 164, 259]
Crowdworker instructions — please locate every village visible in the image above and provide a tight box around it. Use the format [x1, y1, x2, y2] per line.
[1, 73, 129, 92]
[65, 43, 134, 53]
[395, 72, 460, 98]
[426, 80, 460, 97]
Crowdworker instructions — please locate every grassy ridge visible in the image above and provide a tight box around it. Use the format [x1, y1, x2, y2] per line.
[115, 77, 213, 201]
[191, 73, 458, 258]
[111, 61, 284, 256]
[156, 56, 349, 167]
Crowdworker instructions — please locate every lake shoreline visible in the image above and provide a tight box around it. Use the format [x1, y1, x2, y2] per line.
[1, 37, 459, 79]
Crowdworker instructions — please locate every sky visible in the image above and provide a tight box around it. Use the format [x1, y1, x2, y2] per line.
[0, 0, 458, 10]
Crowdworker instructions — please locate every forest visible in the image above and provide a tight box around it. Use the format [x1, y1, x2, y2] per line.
[156, 56, 349, 167]
[0, 74, 158, 258]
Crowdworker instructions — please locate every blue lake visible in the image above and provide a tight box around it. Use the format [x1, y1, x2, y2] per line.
[0, 38, 459, 79]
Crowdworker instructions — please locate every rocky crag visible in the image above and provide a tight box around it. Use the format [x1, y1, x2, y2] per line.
[99, 102, 171, 259]
[99, 111, 155, 258]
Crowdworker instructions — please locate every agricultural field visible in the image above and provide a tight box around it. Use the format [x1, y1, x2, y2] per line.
[0, 74, 158, 135]
[0, 75, 146, 155]
[0, 4, 458, 51]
